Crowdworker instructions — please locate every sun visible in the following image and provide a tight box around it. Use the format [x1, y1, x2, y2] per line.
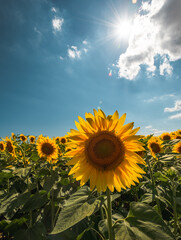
[112, 19, 132, 40]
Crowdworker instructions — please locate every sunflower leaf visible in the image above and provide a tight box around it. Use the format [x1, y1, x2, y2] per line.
[50, 186, 104, 235]
[114, 202, 175, 240]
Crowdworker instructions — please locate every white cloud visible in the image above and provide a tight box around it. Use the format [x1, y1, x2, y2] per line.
[144, 94, 175, 103]
[117, 0, 181, 80]
[59, 56, 64, 60]
[169, 113, 181, 120]
[82, 40, 88, 45]
[67, 42, 90, 59]
[68, 46, 81, 59]
[141, 125, 166, 136]
[159, 56, 173, 75]
[83, 48, 88, 53]
[51, 7, 57, 13]
[164, 100, 181, 112]
[52, 17, 64, 32]
[145, 125, 152, 129]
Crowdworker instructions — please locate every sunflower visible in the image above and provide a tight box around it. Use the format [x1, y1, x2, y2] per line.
[175, 130, 181, 139]
[0, 141, 6, 152]
[4, 137, 16, 157]
[65, 109, 145, 193]
[11, 132, 16, 140]
[147, 137, 163, 159]
[60, 137, 67, 144]
[29, 135, 36, 144]
[55, 136, 61, 143]
[176, 129, 181, 135]
[20, 134, 27, 142]
[37, 137, 58, 163]
[160, 132, 171, 141]
[170, 131, 180, 140]
[172, 142, 181, 154]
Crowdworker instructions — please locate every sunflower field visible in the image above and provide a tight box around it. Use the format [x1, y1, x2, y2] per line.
[0, 110, 181, 240]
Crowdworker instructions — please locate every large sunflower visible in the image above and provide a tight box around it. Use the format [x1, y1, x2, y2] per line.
[65, 109, 145, 192]
[37, 137, 58, 163]
[147, 136, 163, 159]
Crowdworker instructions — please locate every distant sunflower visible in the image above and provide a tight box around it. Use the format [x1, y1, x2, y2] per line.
[175, 130, 181, 139]
[148, 137, 163, 159]
[160, 132, 171, 141]
[4, 137, 16, 157]
[176, 129, 181, 135]
[172, 142, 181, 154]
[55, 137, 61, 143]
[37, 137, 58, 163]
[29, 135, 36, 144]
[20, 134, 27, 142]
[11, 133, 16, 140]
[65, 109, 145, 193]
[0, 141, 6, 152]
[60, 137, 67, 144]
[170, 132, 178, 140]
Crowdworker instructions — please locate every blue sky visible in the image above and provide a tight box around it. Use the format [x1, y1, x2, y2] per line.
[0, 0, 181, 138]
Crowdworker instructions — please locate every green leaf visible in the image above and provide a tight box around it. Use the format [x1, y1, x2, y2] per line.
[22, 190, 48, 211]
[42, 172, 59, 192]
[98, 219, 108, 239]
[76, 222, 94, 240]
[154, 172, 169, 182]
[50, 186, 104, 235]
[14, 167, 31, 178]
[0, 171, 12, 185]
[4, 217, 27, 234]
[14, 222, 46, 240]
[114, 202, 175, 240]
[0, 192, 31, 219]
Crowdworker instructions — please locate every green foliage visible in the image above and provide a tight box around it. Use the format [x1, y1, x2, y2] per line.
[0, 134, 181, 239]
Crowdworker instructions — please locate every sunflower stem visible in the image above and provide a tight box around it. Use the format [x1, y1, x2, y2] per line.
[51, 189, 55, 231]
[106, 188, 113, 240]
[172, 181, 178, 235]
[99, 192, 105, 220]
[27, 175, 33, 228]
[146, 157, 162, 217]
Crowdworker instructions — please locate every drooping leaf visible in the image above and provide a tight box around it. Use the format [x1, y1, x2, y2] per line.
[22, 190, 48, 212]
[50, 186, 104, 235]
[114, 202, 175, 240]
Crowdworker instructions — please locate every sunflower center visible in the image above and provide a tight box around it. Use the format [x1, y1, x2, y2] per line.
[41, 143, 54, 155]
[86, 131, 124, 170]
[177, 146, 181, 153]
[163, 135, 171, 140]
[0, 143, 4, 150]
[30, 137, 34, 143]
[150, 142, 161, 153]
[176, 136, 181, 139]
[21, 136, 26, 141]
[61, 138, 66, 144]
[6, 141, 13, 153]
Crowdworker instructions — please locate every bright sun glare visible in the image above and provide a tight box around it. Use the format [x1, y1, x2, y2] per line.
[112, 19, 132, 40]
